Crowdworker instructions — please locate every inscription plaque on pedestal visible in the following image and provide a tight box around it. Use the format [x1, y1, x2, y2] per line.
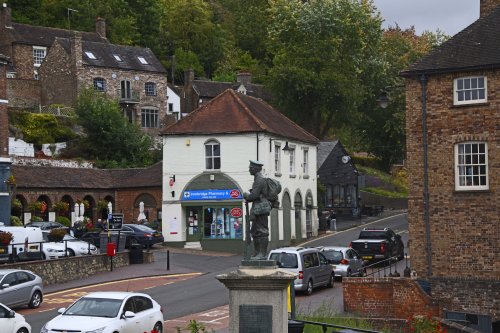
[239, 305, 272, 333]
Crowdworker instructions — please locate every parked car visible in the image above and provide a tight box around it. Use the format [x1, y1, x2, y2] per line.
[120, 224, 164, 248]
[0, 269, 43, 309]
[0, 302, 31, 333]
[268, 247, 334, 295]
[40, 291, 164, 333]
[24, 221, 68, 231]
[41, 232, 98, 259]
[317, 246, 364, 278]
[349, 227, 405, 263]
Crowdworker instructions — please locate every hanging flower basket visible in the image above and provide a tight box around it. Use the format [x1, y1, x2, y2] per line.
[0, 231, 13, 246]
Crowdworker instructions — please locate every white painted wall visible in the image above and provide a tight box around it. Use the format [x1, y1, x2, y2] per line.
[166, 86, 182, 119]
[161, 133, 318, 242]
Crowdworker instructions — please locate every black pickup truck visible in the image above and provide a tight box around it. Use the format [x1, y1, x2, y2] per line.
[349, 227, 405, 263]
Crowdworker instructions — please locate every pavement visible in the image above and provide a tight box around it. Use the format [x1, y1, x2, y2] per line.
[41, 209, 407, 332]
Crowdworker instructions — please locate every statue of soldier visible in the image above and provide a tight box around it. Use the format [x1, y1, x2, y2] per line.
[244, 160, 271, 260]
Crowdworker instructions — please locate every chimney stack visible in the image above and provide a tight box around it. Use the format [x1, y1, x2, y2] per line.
[184, 68, 194, 85]
[1, 3, 12, 28]
[236, 72, 252, 87]
[96, 17, 106, 39]
[0, 54, 9, 157]
[480, 0, 500, 18]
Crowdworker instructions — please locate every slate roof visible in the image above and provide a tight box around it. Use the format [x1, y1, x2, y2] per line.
[11, 162, 162, 189]
[193, 79, 272, 101]
[161, 89, 319, 144]
[10, 22, 107, 47]
[317, 141, 339, 170]
[402, 7, 500, 76]
[57, 39, 166, 73]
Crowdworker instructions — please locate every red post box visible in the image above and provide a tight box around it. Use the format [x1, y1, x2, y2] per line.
[106, 242, 116, 256]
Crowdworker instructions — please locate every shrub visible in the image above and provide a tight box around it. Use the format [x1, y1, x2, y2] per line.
[10, 216, 23, 226]
[56, 216, 71, 228]
[48, 228, 67, 242]
[404, 315, 446, 333]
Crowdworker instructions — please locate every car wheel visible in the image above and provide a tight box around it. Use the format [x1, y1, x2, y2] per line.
[153, 321, 163, 333]
[41, 253, 47, 260]
[16, 328, 29, 333]
[29, 290, 42, 308]
[67, 248, 76, 257]
[306, 280, 313, 296]
[327, 274, 334, 288]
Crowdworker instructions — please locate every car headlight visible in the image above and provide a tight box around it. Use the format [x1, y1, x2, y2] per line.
[85, 327, 106, 333]
[40, 324, 49, 333]
[47, 248, 63, 253]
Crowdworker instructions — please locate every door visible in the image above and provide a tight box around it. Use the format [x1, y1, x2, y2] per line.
[282, 193, 291, 243]
[186, 207, 202, 242]
[0, 304, 15, 333]
[0, 273, 19, 307]
[317, 253, 331, 284]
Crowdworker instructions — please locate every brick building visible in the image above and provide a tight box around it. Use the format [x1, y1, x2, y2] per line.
[402, 0, 500, 328]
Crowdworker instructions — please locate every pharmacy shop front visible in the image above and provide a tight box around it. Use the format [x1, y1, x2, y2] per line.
[182, 188, 245, 253]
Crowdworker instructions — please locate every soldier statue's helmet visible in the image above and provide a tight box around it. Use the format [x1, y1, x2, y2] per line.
[249, 160, 264, 167]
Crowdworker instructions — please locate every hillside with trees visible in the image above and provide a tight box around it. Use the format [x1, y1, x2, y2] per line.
[7, 0, 447, 170]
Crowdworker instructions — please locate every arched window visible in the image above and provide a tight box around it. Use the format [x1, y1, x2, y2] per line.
[205, 140, 221, 170]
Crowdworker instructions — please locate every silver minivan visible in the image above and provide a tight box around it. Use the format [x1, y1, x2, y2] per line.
[268, 247, 334, 295]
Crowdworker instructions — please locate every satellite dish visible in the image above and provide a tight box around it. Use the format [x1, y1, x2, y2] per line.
[342, 156, 351, 164]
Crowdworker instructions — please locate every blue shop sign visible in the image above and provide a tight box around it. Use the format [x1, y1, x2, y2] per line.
[182, 189, 242, 201]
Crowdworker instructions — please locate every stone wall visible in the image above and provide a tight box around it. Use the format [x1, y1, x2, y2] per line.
[7, 78, 41, 108]
[1, 252, 129, 286]
[343, 277, 440, 318]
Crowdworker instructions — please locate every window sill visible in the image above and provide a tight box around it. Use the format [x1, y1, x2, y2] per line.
[274, 172, 282, 177]
[303, 175, 310, 179]
[450, 102, 489, 108]
[289, 174, 296, 179]
[454, 188, 490, 193]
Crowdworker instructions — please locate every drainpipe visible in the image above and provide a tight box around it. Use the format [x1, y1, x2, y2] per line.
[256, 133, 259, 161]
[421, 73, 432, 277]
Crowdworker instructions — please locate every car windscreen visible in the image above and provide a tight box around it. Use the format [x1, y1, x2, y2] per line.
[129, 224, 155, 232]
[358, 231, 387, 239]
[321, 250, 343, 264]
[269, 253, 298, 268]
[64, 297, 122, 318]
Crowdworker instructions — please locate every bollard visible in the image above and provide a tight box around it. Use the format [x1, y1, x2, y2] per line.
[166, 250, 170, 270]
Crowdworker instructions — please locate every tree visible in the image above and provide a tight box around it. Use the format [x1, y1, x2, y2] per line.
[266, 0, 383, 139]
[355, 26, 447, 170]
[69, 89, 157, 168]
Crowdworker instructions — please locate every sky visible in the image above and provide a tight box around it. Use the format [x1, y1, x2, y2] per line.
[372, 0, 480, 36]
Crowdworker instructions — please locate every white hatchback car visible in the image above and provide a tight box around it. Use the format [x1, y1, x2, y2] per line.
[40, 292, 164, 333]
[42, 233, 98, 259]
[0, 302, 31, 333]
[318, 246, 364, 278]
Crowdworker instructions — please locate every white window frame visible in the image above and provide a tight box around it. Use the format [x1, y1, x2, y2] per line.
[145, 82, 157, 96]
[93, 77, 106, 92]
[455, 142, 488, 191]
[33, 46, 46, 67]
[454, 76, 487, 105]
[274, 144, 281, 174]
[141, 108, 159, 128]
[289, 147, 296, 175]
[303, 149, 309, 175]
[205, 140, 221, 170]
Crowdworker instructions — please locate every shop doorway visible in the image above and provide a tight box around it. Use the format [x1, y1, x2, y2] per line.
[186, 207, 202, 242]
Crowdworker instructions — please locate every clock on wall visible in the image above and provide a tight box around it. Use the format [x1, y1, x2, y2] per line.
[341, 155, 351, 164]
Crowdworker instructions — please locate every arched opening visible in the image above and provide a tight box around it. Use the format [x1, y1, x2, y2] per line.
[134, 193, 157, 222]
[294, 192, 303, 241]
[34, 195, 51, 221]
[83, 195, 96, 222]
[12, 195, 28, 225]
[59, 195, 74, 220]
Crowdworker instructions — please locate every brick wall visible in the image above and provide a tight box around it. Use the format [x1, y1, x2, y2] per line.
[405, 68, 500, 319]
[0, 58, 7, 157]
[7, 78, 41, 108]
[115, 188, 162, 223]
[343, 278, 440, 318]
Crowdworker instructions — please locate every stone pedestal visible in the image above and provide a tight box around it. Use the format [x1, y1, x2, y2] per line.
[216, 260, 295, 333]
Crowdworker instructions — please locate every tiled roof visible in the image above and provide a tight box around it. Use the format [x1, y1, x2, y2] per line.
[161, 89, 319, 144]
[10, 22, 107, 47]
[402, 7, 500, 75]
[57, 39, 166, 73]
[317, 141, 338, 169]
[12, 162, 162, 189]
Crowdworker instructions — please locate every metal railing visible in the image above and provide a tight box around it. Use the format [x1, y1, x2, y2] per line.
[362, 255, 402, 278]
[38, 105, 75, 117]
[292, 319, 383, 333]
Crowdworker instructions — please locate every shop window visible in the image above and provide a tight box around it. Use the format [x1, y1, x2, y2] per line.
[203, 206, 243, 239]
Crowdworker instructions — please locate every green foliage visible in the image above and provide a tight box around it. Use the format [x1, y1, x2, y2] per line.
[404, 315, 446, 333]
[10, 112, 75, 150]
[55, 216, 71, 228]
[31, 216, 43, 222]
[357, 165, 408, 197]
[266, 0, 383, 139]
[48, 228, 67, 241]
[10, 216, 23, 226]
[71, 89, 157, 168]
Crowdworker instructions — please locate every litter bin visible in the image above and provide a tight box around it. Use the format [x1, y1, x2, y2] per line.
[288, 320, 305, 333]
[129, 244, 143, 264]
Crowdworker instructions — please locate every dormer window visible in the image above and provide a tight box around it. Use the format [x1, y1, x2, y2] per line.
[454, 76, 487, 105]
[85, 51, 96, 59]
[113, 54, 122, 61]
[138, 56, 148, 64]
